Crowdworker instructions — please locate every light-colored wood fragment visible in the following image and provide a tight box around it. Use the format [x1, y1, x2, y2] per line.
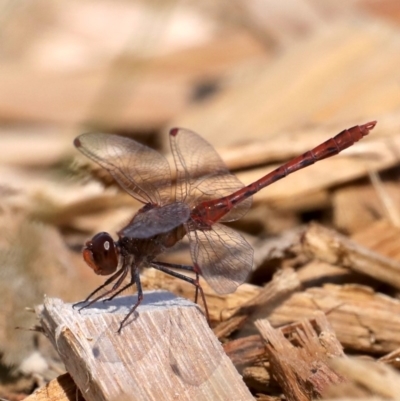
[279, 314, 345, 359]
[140, 268, 260, 322]
[333, 185, 385, 234]
[296, 259, 381, 290]
[379, 347, 400, 369]
[267, 284, 400, 354]
[302, 222, 400, 289]
[369, 169, 400, 228]
[36, 292, 253, 401]
[213, 268, 300, 339]
[0, 29, 266, 130]
[255, 313, 345, 401]
[241, 366, 271, 393]
[223, 335, 266, 367]
[324, 357, 400, 399]
[352, 219, 400, 262]
[174, 20, 400, 145]
[0, 126, 74, 167]
[334, 181, 400, 234]
[296, 260, 354, 287]
[24, 373, 81, 401]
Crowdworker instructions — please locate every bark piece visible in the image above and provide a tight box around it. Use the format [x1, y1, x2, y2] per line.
[255, 312, 345, 401]
[24, 373, 83, 401]
[223, 334, 266, 367]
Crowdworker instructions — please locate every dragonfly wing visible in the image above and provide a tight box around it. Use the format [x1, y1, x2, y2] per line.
[187, 223, 253, 294]
[75, 133, 172, 205]
[193, 175, 252, 222]
[170, 128, 252, 221]
[121, 202, 190, 239]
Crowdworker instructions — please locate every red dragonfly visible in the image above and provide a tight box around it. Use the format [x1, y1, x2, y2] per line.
[74, 121, 376, 332]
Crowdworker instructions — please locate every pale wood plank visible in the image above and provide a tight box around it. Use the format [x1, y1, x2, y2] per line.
[36, 291, 253, 401]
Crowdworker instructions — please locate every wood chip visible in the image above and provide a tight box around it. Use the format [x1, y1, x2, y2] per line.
[173, 22, 400, 146]
[24, 373, 83, 401]
[352, 219, 400, 262]
[267, 284, 400, 354]
[223, 334, 266, 368]
[255, 312, 345, 401]
[213, 268, 300, 339]
[334, 181, 400, 234]
[324, 357, 400, 399]
[36, 292, 253, 401]
[302, 222, 400, 289]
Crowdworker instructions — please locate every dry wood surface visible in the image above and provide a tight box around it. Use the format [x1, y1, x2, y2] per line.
[35, 293, 252, 401]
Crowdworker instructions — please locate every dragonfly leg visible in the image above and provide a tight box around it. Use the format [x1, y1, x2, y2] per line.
[193, 264, 201, 305]
[150, 261, 210, 324]
[103, 273, 136, 303]
[72, 266, 126, 311]
[74, 267, 129, 311]
[116, 268, 143, 333]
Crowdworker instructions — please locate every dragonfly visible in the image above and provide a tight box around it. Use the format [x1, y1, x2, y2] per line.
[74, 121, 376, 332]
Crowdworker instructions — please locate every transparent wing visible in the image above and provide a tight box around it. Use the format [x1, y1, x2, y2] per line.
[186, 223, 253, 294]
[120, 202, 190, 239]
[170, 128, 251, 221]
[75, 133, 172, 205]
[190, 175, 252, 222]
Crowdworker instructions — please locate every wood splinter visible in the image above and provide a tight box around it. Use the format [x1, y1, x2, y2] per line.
[255, 312, 346, 401]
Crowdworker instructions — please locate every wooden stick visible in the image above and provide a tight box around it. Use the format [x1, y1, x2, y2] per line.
[36, 291, 253, 401]
[302, 222, 400, 289]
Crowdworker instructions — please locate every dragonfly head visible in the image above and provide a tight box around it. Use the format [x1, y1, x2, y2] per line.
[82, 232, 119, 276]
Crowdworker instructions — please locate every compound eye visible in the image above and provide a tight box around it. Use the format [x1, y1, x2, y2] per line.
[82, 232, 119, 276]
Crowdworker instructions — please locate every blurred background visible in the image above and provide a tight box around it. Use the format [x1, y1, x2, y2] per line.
[1, 0, 400, 398]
